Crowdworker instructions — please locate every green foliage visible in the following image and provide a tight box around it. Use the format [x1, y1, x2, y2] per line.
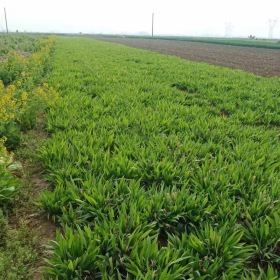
[0, 35, 56, 150]
[0, 157, 20, 205]
[0, 52, 27, 85]
[0, 122, 21, 150]
[44, 226, 101, 279]
[124, 237, 191, 279]
[242, 265, 280, 279]
[0, 34, 56, 280]
[40, 37, 280, 278]
[243, 212, 280, 266]
[0, 209, 8, 246]
[169, 224, 254, 279]
[0, 225, 38, 280]
[0, 34, 42, 55]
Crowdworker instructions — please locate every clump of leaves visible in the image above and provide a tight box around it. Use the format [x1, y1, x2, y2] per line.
[0, 155, 20, 205]
[242, 265, 279, 280]
[169, 224, 254, 279]
[44, 226, 101, 279]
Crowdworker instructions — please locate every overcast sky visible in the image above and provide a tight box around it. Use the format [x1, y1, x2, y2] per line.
[0, 0, 279, 38]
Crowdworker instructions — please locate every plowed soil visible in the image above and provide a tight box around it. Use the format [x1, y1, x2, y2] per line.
[96, 37, 280, 77]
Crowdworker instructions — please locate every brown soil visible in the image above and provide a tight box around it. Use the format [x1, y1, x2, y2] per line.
[24, 165, 57, 280]
[96, 37, 280, 77]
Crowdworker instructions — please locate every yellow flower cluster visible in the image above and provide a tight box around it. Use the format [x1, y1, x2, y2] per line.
[21, 91, 28, 105]
[1, 51, 26, 77]
[0, 81, 59, 125]
[29, 36, 56, 68]
[36, 82, 59, 106]
[0, 81, 24, 123]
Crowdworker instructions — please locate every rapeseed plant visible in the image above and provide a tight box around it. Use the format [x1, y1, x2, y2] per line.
[0, 34, 57, 204]
[0, 35, 58, 149]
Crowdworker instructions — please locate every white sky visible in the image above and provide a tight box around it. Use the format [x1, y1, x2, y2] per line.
[0, 0, 280, 38]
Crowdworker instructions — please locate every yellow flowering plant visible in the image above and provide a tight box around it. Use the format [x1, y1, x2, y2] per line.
[0, 35, 58, 206]
[0, 52, 27, 85]
[36, 83, 60, 106]
[0, 81, 28, 149]
[0, 35, 58, 150]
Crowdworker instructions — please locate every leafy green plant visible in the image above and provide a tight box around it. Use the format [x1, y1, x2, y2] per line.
[124, 236, 191, 279]
[0, 122, 21, 150]
[44, 226, 101, 279]
[0, 52, 27, 85]
[242, 265, 279, 280]
[0, 159, 20, 205]
[169, 224, 254, 279]
[40, 184, 78, 219]
[243, 213, 280, 267]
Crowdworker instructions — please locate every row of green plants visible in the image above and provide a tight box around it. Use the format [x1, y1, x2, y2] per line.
[0, 35, 58, 205]
[0, 35, 58, 147]
[109, 35, 280, 50]
[40, 37, 280, 279]
[0, 35, 58, 279]
[157, 36, 280, 49]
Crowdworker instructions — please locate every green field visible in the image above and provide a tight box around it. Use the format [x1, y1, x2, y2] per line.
[98, 34, 280, 50]
[154, 37, 280, 49]
[37, 37, 280, 279]
[1, 35, 280, 279]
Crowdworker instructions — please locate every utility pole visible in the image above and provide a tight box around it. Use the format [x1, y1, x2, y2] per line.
[4, 7, 8, 34]
[152, 12, 154, 37]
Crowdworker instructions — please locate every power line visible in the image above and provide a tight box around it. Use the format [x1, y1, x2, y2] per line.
[152, 12, 154, 37]
[225, 22, 233, 38]
[268, 19, 277, 39]
[4, 7, 8, 34]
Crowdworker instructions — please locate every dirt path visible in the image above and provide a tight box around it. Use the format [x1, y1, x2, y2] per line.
[96, 37, 280, 77]
[25, 165, 57, 279]
[15, 123, 57, 279]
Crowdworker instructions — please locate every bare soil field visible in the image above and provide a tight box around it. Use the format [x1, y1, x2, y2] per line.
[96, 37, 280, 77]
